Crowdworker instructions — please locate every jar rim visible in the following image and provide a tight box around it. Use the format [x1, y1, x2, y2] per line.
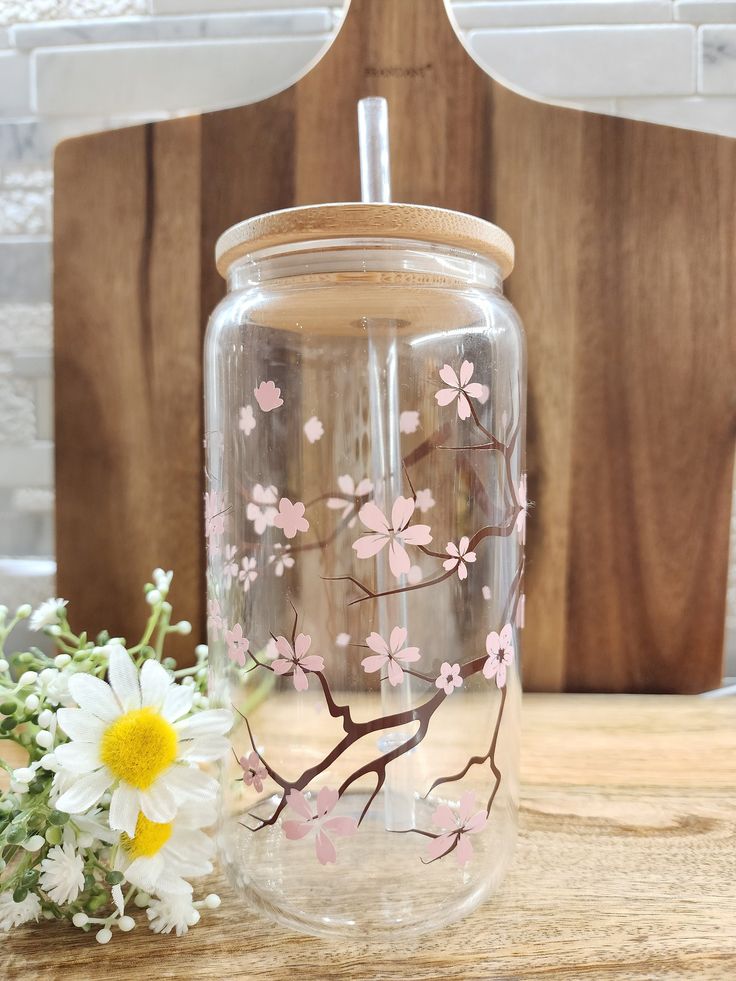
[215, 202, 514, 280]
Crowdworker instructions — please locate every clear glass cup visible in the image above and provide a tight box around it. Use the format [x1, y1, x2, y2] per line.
[204, 205, 526, 939]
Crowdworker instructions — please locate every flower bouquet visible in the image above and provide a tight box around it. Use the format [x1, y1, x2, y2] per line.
[0, 571, 231, 942]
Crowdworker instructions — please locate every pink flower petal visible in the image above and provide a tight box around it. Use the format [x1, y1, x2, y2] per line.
[388, 538, 411, 578]
[399, 523, 432, 546]
[283, 820, 312, 840]
[458, 791, 476, 822]
[465, 811, 488, 834]
[361, 653, 388, 674]
[398, 646, 421, 663]
[386, 658, 405, 686]
[275, 636, 293, 659]
[294, 632, 311, 659]
[431, 804, 455, 829]
[272, 658, 292, 676]
[459, 360, 474, 386]
[445, 541, 460, 558]
[443, 557, 458, 573]
[322, 816, 358, 837]
[439, 363, 460, 388]
[254, 380, 283, 412]
[499, 623, 514, 649]
[465, 551, 477, 564]
[496, 663, 507, 688]
[353, 533, 388, 559]
[458, 562, 468, 581]
[389, 625, 408, 652]
[365, 632, 389, 656]
[435, 388, 458, 407]
[426, 833, 455, 862]
[358, 501, 390, 534]
[285, 789, 312, 820]
[486, 631, 500, 656]
[464, 382, 484, 400]
[299, 654, 325, 673]
[292, 665, 309, 691]
[316, 786, 338, 818]
[391, 495, 415, 531]
[315, 829, 337, 865]
[455, 835, 474, 866]
[457, 392, 472, 420]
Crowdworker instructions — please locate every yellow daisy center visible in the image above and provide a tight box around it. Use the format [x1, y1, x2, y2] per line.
[122, 813, 173, 859]
[100, 707, 177, 790]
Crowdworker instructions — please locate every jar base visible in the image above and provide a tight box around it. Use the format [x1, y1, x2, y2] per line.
[218, 788, 517, 940]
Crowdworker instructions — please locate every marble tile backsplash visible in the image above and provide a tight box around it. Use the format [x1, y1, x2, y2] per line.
[0, 0, 733, 677]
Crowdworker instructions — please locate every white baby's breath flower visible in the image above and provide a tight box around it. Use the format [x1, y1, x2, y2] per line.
[117, 802, 215, 896]
[152, 569, 173, 594]
[39, 842, 85, 904]
[36, 668, 73, 708]
[146, 893, 200, 936]
[53, 646, 231, 837]
[0, 891, 41, 931]
[29, 598, 68, 632]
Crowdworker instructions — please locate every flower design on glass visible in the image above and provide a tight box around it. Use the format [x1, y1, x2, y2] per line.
[53, 646, 230, 837]
[435, 661, 463, 695]
[239, 751, 267, 794]
[238, 556, 258, 593]
[426, 792, 487, 866]
[120, 804, 215, 896]
[283, 787, 358, 865]
[326, 474, 374, 528]
[516, 474, 528, 544]
[415, 488, 435, 513]
[483, 623, 515, 688]
[335, 632, 351, 647]
[268, 543, 294, 577]
[206, 598, 223, 640]
[435, 360, 485, 420]
[443, 537, 477, 581]
[399, 410, 420, 434]
[246, 484, 278, 535]
[516, 593, 526, 629]
[273, 498, 309, 539]
[224, 623, 249, 666]
[361, 626, 420, 687]
[353, 496, 432, 579]
[223, 544, 238, 583]
[204, 490, 226, 543]
[271, 633, 324, 691]
[254, 380, 283, 412]
[238, 404, 256, 435]
[303, 416, 324, 443]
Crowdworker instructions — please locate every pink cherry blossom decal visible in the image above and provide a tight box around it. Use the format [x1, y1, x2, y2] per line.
[271, 633, 324, 691]
[414, 488, 435, 512]
[336, 632, 351, 647]
[399, 410, 420, 434]
[353, 496, 432, 579]
[239, 404, 256, 435]
[361, 626, 421, 687]
[224, 623, 249, 666]
[303, 416, 324, 443]
[246, 484, 278, 535]
[204, 490, 226, 544]
[483, 623, 515, 688]
[435, 360, 485, 420]
[223, 544, 238, 583]
[239, 751, 267, 793]
[273, 498, 309, 539]
[238, 556, 257, 592]
[283, 787, 358, 865]
[267, 543, 294, 577]
[443, 536, 477, 581]
[326, 474, 373, 528]
[426, 791, 487, 865]
[207, 598, 223, 640]
[435, 661, 463, 695]
[254, 379, 283, 412]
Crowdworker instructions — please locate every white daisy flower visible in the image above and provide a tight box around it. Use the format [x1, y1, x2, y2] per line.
[0, 891, 41, 931]
[39, 842, 85, 904]
[53, 646, 231, 837]
[146, 892, 200, 936]
[29, 597, 68, 631]
[117, 803, 215, 896]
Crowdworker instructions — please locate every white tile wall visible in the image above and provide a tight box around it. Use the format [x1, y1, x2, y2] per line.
[0, 0, 733, 677]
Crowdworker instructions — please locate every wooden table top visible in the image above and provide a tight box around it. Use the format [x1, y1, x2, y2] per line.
[4, 693, 735, 980]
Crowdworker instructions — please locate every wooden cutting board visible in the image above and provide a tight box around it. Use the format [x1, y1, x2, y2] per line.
[53, 0, 736, 691]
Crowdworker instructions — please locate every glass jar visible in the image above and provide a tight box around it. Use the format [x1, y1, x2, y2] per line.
[204, 204, 526, 939]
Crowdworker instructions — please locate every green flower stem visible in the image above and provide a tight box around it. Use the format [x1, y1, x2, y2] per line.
[153, 607, 171, 661]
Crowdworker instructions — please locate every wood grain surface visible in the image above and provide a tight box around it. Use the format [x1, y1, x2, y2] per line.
[3, 693, 735, 980]
[53, 0, 736, 691]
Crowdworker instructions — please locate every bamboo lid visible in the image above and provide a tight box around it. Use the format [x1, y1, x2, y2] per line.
[215, 203, 514, 279]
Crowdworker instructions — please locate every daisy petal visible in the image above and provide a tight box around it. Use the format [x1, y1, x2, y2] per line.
[125, 854, 165, 893]
[56, 767, 113, 814]
[68, 674, 121, 723]
[53, 741, 100, 774]
[151, 870, 194, 896]
[161, 683, 194, 723]
[140, 659, 173, 709]
[179, 735, 230, 762]
[109, 783, 140, 837]
[159, 765, 217, 801]
[174, 709, 232, 740]
[140, 781, 177, 824]
[56, 708, 105, 743]
[108, 646, 141, 712]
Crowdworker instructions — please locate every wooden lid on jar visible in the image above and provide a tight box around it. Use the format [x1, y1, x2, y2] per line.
[215, 203, 514, 279]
